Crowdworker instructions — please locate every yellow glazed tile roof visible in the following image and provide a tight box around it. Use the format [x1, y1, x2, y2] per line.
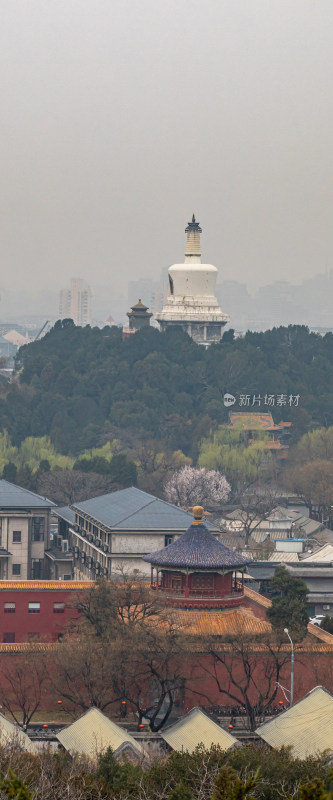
[57, 707, 143, 759]
[256, 686, 333, 758]
[171, 608, 272, 637]
[243, 585, 272, 608]
[0, 581, 93, 591]
[161, 707, 237, 753]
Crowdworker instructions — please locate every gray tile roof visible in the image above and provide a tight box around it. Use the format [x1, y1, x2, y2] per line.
[72, 487, 219, 532]
[0, 480, 55, 509]
[143, 522, 252, 569]
[54, 506, 76, 525]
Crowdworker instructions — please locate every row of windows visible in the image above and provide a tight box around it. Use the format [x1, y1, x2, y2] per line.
[3, 632, 64, 643]
[4, 602, 65, 613]
[11, 560, 45, 578]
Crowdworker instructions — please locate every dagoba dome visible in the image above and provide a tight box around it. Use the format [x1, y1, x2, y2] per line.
[156, 215, 229, 347]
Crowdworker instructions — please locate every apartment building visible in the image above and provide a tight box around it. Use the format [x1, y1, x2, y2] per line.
[55, 487, 220, 580]
[59, 278, 92, 326]
[0, 481, 55, 580]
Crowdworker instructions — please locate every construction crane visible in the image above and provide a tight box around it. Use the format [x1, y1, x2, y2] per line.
[35, 320, 49, 341]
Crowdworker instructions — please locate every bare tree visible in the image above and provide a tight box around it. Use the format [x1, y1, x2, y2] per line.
[231, 484, 278, 546]
[54, 577, 188, 731]
[196, 633, 289, 731]
[37, 468, 117, 505]
[0, 649, 50, 728]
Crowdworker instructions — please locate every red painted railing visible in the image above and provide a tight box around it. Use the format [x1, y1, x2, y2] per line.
[151, 584, 243, 598]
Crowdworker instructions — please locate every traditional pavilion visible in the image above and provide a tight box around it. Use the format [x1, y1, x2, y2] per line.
[143, 506, 251, 610]
[122, 299, 152, 339]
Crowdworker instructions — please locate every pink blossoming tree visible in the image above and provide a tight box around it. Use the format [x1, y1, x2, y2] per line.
[164, 465, 230, 508]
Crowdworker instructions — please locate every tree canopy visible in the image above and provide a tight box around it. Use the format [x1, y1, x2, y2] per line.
[6, 322, 332, 461]
[267, 566, 309, 641]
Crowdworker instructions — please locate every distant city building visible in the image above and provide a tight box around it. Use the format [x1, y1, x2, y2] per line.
[122, 299, 152, 339]
[59, 278, 92, 326]
[156, 215, 229, 346]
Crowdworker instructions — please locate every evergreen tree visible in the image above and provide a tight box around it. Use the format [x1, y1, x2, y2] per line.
[267, 565, 309, 640]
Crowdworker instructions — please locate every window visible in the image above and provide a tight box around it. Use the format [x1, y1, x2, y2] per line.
[12, 564, 21, 576]
[31, 517, 45, 542]
[28, 633, 39, 642]
[28, 602, 40, 613]
[4, 602, 15, 613]
[53, 603, 65, 613]
[3, 633, 15, 643]
[12, 531, 21, 543]
[165, 535, 173, 547]
[63, 574, 71, 581]
[31, 559, 43, 580]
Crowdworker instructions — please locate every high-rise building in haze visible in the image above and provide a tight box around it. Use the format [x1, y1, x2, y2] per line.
[59, 278, 92, 326]
[156, 215, 229, 346]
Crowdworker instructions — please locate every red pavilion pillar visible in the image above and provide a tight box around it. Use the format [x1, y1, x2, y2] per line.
[185, 570, 189, 597]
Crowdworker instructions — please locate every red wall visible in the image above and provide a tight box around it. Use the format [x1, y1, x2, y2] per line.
[0, 587, 83, 643]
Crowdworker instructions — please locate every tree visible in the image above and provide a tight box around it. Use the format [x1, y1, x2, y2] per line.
[0, 650, 49, 728]
[164, 466, 230, 508]
[54, 577, 187, 731]
[2, 462, 17, 483]
[198, 427, 271, 488]
[134, 440, 191, 497]
[37, 468, 117, 505]
[320, 616, 333, 635]
[228, 485, 279, 546]
[199, 633, 289, 731]
[211, 767, 258, 800]
[289, 426, 333, 465]
[286, 460, 333, 522]
[267, 565, 309, 641]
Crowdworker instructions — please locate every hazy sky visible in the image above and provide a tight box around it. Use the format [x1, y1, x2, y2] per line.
[1, 0, 333, 302]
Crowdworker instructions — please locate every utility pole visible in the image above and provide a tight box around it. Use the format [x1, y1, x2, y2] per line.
[284, 628, 294, 706]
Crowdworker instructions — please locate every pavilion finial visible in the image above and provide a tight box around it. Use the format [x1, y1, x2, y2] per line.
[192, 505, 204, 524]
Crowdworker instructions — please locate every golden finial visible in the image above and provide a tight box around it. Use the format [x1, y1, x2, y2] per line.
[192, 505, 204, 524]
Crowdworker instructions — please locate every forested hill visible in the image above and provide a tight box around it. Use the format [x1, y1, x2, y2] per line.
[1, 321, 332, 457]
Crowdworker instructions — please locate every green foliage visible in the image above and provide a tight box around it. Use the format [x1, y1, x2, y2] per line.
[198, 425, 270, 485]
[73, 452, 137, 485]
[168, 779, 194, 800]
[267, 565, 309, 640]
[211, 766, 258, 800]
[0, 768, 33, 800]
[96, 746, 142, 792]
[320, 615, 333, 635]
[6, 323, 332, 459]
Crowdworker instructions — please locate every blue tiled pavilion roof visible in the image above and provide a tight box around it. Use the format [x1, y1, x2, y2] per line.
[143, 522, 252, 569]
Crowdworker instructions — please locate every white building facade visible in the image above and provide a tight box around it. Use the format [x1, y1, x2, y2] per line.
[59, 278, 92, 326]
[156, 216, 229, 346]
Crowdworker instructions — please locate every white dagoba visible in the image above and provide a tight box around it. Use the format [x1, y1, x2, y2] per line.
[156, 215, 229, 346]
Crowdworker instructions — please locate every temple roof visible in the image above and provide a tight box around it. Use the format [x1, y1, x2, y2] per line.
[143, 516, 252, 570]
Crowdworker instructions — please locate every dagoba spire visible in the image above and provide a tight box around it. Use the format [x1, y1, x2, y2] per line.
[185, 214, 202, 263]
